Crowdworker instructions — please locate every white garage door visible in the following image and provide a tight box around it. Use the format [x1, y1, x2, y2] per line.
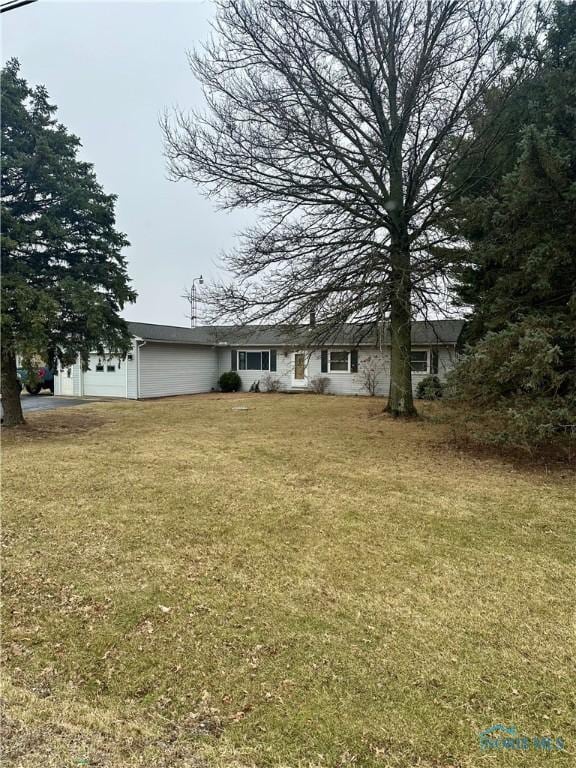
[83, 355, 126, 398]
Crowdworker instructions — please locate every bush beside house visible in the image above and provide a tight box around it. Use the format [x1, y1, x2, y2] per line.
[416, 375, 443, 400]
[219, 371, 241, 392]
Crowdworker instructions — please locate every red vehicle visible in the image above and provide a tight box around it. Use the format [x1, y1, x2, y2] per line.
[16, 365, 54, 395]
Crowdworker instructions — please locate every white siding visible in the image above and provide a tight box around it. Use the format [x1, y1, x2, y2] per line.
[437, 346, 458, 378]
[60, 341, 458, 400]
[138, 342, 219, 398]
[72, 360, 83, 396]
[218, 347, 294, 392]
[54, 358, 82, 396]
[82, 353, 127, 397]
[409, 346, 455, 394]
[219, 345, 458, 396]
[126, 340, 139, 399]
[57, 350, 138, 398]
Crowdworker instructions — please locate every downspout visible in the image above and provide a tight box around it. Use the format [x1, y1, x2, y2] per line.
[136, 340, 147, 399]
[125, 347, 129, 399]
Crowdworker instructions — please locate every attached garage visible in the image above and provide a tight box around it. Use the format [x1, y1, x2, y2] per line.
[82, 354, 127, 398]
[54, 322, 225, 400]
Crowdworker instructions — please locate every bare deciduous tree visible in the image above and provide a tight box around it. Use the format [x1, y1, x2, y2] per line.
[164, 0, 531, 416]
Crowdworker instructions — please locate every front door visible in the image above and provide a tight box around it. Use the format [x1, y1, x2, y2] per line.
[292, 352, 308, 387]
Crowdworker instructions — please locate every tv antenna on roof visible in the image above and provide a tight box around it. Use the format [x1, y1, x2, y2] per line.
[182, 275, 204, 328]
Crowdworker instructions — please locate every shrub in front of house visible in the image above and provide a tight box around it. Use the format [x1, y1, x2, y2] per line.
[416, 375, 443, 400]
[359, 355, 384, 396]
[260, 374, 281, 392]
[219, 371, 241, 392]
[310, 376, 330, 394]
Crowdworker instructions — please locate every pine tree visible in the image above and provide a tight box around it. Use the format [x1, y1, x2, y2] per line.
[452, 1, 576, 344]
[1, 60, 136, 425]
[446, 2, 576, 446]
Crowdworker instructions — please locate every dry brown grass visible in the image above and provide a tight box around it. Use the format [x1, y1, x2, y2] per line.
[2, 394, 575, 766]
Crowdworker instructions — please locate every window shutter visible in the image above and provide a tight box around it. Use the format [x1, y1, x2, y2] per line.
[231, 349, 237, 371]
[270, 349, 277, 372]
[431, 349, 439, 375]
[350, 349, 358, 373]
[321, 350, 328, 373]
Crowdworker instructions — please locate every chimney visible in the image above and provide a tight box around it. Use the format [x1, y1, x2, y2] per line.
[309, 310, 316, 327]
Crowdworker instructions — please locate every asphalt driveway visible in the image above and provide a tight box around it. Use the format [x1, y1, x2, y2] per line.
[1, 394, 107, 419]
[20, 393, 106, 413]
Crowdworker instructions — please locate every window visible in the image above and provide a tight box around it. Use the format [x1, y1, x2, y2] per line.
[321, 349, 358, 373]
[106, 364, 116, 372]
[410, 350, 428, 373]
[95, 363, 104, 372]
[238, 350, 271, 371]
[329, 350, 349, 372]
[127, 353, 133, 361]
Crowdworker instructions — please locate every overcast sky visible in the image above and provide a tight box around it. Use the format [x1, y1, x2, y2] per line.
[2, 0, 256, 327]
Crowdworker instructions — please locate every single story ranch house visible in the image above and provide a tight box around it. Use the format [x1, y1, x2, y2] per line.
[54, 319, 464, 400]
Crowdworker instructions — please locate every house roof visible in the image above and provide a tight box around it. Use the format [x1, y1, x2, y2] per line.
[128, 319, 464, 347]
[127, 322, 224, 346]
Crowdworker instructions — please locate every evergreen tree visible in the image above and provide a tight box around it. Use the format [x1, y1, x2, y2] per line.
[447, 2, 576, 447]
[1, 60, 136, 426]
[452, 1, 575, 343]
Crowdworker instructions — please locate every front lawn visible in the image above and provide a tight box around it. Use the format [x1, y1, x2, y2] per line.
[2, 394, 574, 767]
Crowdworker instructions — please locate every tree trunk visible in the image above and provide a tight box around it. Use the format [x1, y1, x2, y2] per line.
[1, 348, 25, 426]
[386, 244, 417, 417]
